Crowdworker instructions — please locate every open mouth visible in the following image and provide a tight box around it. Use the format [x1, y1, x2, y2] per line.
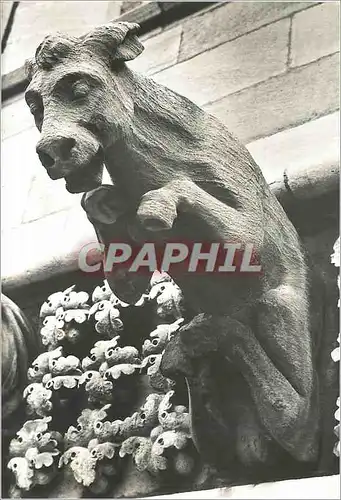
[65, 148, 104, 194]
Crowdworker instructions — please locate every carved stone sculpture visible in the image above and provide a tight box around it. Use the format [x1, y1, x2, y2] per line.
[24, 22, 336, 481]
[1, 295, 42, 494]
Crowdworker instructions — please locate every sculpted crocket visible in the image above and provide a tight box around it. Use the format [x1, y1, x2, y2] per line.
[25, 22, 326, 480]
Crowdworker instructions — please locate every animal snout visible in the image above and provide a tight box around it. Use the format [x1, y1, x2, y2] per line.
[36, 136, 76, 170]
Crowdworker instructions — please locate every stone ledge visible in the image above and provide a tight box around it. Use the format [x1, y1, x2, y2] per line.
[1, 113, 339, 292]
[145, 474, 339, 499]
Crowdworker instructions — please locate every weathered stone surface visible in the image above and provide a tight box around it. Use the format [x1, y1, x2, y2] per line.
[120, 1, 143, 15]
[179, 1, 315, 62]
[1, 127, 40, 230]
[247, 112, 340, 185]
[146, 474, 340, 499]
[153, 19, 290, 106]
[117, 1, 161, 26]
[1, 92, 34, 140]
[1, 210, 70, 288]
[290, 2, 340, 67]
[139, 26, 162, 42]
[205, 53, 340, 143]
[2, 1, 115, 74]
[1, 0, 13, 41]
[128, 24, 182, 75]
[1, 65, 28, 101]
[22, 174, 81, 224]
[1, 207, 96, 289]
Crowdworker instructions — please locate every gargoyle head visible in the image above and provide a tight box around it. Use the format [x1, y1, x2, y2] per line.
[25, 22, 144, 193]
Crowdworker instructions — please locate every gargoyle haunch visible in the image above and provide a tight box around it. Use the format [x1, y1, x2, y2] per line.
[24, 21, 331, 479]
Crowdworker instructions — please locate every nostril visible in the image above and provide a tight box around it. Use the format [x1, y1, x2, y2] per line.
[60, 137, 76, 160]
[37, 149, 55, 169]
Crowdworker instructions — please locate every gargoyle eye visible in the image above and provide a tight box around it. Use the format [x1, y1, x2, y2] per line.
[71, 80, 90, 99]
[91, 449, 97, 457]
[46, 300, 52, 307]
[76, 424, 82, 432]
[46, 381, 52, 389]
[28, 386, 34, 394]
[107, 349, 113, 357]
[95, 422, 102, 429]
[115, 347, 120, 352]
[160, 285, 166, 292]
[51, 360, 56, 366]
[157, 437, 164, 445]
[70, 451, 77, 459]
[43, 318, 49, 326]
[150, 356, 156, 364]
[17, 437, 23, 443]
[161, 412, 167, 419]
[63, 296, 70, 303]
[113, 299, 119, 305]
[87, 372, 93, 379]
[140, 412, 146, 420]
[58, 312, 65, 320]
[98, 303, 105, 311]
[36, 433, 42, 440]
[33, 365, 39, 372]
[90, 354, 97, 361]
[12, 462, 18, 469]
[101, 285, 107, 292]
[152, 339, 158, 346]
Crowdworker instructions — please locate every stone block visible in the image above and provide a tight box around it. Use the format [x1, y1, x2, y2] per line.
[179, 1, 315, 62]
[205, 53, 340, 143]
[291, 2, 340, 67]
[1, 210, 69, 288]
[21, 174, 81, 224]
[128, 24, 182, 75]
[1, 205, 97, 289]
[153, 19, 290, 107]
[1, 92, 34, 140]
[1, 126, 41, 230]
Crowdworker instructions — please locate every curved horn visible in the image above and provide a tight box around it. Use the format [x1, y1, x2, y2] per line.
[81, 22, 144, 62]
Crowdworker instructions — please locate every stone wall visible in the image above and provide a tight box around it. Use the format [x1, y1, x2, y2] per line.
[1, 1, 339, 295]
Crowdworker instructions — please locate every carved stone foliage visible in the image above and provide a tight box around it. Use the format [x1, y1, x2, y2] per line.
[6, 275, 205, 498]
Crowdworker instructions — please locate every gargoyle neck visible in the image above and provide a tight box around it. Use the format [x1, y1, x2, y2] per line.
[104, 67, 207, 200]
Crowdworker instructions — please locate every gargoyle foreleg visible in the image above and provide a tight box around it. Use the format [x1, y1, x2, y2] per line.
[176, 302, 319, 463]
[136, 179, 263, 246]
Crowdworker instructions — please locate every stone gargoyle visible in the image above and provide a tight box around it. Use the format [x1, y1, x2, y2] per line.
[24, 22, 334, 482]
